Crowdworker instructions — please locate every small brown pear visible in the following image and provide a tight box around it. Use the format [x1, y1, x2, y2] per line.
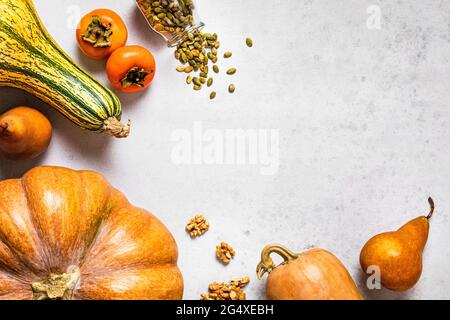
[360, 198, 434, 291]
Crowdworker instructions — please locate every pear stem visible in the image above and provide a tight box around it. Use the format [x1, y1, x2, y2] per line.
[426, 197, 435, 220]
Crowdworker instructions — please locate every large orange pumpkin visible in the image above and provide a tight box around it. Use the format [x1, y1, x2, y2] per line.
[0, 166, 183, 300]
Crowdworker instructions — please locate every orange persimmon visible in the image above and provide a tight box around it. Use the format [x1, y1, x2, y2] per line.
[76, 9, 128, 60]
[106, 45, 156, 93]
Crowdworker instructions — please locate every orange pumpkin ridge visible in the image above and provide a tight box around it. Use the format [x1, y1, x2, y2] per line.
[0, 166, 183, 300]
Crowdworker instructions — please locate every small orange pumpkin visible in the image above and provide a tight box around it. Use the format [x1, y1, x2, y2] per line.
[257, 244, 363, 300]
[0, 166, 183, 300]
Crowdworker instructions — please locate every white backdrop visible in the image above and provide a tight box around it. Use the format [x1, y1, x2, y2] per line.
[1, 0, 450, 299]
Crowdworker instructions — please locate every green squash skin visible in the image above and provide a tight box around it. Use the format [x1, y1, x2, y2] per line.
[0, 0, 123, 133]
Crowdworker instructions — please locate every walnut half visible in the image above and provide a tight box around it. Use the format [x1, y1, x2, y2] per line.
[186, 215, 209, 238]
[215, 242, 235, 264]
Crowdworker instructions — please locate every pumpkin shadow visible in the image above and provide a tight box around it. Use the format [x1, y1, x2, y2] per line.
[0, 156, 45, 180]
[0, 87, 50, 179]
[356, 269, 415, 300]
[51, 112, 114, 162]
[0, 87, 113, 180]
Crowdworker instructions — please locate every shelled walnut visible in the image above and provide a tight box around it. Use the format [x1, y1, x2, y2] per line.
[201, 276, 250, 301]
[215, 242, 235, 264]
[186, 215, 209, 238]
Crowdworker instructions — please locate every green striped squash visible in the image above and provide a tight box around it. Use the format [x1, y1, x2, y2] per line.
[0, 0, 130, 138]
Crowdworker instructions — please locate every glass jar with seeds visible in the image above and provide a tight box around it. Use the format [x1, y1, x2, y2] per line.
[136, 0, 243, 99]
[136, 0, 204, 47]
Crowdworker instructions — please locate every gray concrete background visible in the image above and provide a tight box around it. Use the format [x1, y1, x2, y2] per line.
[1, 0, 449, 299]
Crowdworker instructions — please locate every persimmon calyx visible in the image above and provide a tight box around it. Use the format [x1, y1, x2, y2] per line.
[31, 266, 80, 300]
[83, 16, 113, 48]
[120, 67, 153, 88]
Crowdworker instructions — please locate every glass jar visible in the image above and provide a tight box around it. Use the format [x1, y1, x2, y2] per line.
[136, 0, 205, 47]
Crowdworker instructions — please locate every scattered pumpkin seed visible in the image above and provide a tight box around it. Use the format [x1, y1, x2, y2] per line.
[226, 68, 237, 75]
[246, 37, 253, 47]
[153, 8, 240, 100]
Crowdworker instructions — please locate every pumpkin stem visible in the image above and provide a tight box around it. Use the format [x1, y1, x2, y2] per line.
[103, 117, 131, 138]
[256, 244, 298, 280]
[31, 266, 80, 300]
[426, 197, 435, 220]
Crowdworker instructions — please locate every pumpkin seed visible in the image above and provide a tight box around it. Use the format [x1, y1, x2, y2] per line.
[246, 37, 253, 47]
[157, 13, 166, 19]
[193, 77, 202, 86]
[226, 68, 237, 75]
[138, 0, 195, 37]
[168, 26, 239, 99]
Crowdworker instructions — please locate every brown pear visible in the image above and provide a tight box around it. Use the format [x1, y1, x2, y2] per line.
[360, 198, 434, 291]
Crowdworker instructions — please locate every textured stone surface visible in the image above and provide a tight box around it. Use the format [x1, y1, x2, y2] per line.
[1, 0, 449, 299]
